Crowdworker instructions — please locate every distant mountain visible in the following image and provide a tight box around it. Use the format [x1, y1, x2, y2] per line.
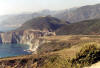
[16, 16, 68, 32]
[0, 10, 56, 31]
[56, 19, 100, 35]
[1, 3, 100, 31]
[54, 4, 100, 23]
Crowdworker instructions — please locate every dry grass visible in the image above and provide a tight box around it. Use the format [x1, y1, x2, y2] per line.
[39, 35, 100, 56]
[0, 35, 100, 68]
[0, 54, 37, 61]
[40, 35, 72, 41]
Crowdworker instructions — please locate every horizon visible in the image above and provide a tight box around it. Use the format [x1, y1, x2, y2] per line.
[0, 0, 100, 15]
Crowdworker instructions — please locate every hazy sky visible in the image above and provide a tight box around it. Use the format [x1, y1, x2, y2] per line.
[0, 0, 100, 15]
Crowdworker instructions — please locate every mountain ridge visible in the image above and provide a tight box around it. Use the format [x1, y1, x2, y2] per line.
[16, 16, 68, 32]
[56, 19, 100, 35]
[54, 4, 100, 23]
[1, 3, 100, 31]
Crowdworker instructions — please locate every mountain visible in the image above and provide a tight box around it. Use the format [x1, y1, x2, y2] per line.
[54, 4, 100, 23]
[56, 19, 100, 35]
[0, 10, 56, 31]
[1, 3, 100, 31]
[16, 16, 100, 35]
[16, 16, 68, 32]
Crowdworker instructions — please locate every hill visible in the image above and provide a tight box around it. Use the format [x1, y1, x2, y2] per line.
[16, 16, 68, 32]
[0, 35, 100, 68]
[54, 4, 100, 23]
[2, 4, 100, 31]
[56, 19, 100, 35]
[15, 16, 100, 35]
[2, 3, 100, 31]
[0, 10, 56, 31]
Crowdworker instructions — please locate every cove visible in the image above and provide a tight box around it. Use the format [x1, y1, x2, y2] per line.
[0, 44, 32, 58]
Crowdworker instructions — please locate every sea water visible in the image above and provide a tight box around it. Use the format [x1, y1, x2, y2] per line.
[0, 44, 32, 58]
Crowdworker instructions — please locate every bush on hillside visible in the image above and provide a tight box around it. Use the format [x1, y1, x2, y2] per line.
[72, 43, 100, 67]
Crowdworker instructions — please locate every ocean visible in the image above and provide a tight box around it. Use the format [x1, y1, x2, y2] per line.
[0, 44, 31, 58]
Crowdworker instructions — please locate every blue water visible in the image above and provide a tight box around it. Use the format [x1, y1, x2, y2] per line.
[0, 44, 31, 58]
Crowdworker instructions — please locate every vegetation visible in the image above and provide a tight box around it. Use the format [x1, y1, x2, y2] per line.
[38, 40, 72, 53]
[38, 35, 100, 68]
[72, 43, 100, 68]
[16, 16, 100, 35]
[38, 42, 100, 68]
[0, 35, 100, 68]
[19, 16, 100, 35]
[17, 16, 68, 32]
[56, 19, 100, 35]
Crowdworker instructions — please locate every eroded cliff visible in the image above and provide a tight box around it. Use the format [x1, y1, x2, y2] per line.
[0, 29, 56, 53]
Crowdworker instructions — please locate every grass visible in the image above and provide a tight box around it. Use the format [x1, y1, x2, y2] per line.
[38, 35, 100, 68]
[39, 42, 100, 68]
[0, 54, 38, 68]
[0, 35, 100, 68]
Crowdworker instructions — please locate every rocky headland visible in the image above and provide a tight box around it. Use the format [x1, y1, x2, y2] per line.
[0, 29, 56, 53]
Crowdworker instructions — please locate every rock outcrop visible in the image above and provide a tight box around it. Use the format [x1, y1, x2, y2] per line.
[0, 29, 56, 53]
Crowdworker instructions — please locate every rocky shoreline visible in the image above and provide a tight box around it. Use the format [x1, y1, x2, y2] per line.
[0, 29, 56, 53]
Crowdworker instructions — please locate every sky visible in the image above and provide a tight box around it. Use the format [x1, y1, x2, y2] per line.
[0, 0, 100, 15]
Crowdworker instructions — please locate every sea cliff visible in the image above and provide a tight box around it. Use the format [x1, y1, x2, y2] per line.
[0, 29, 56, 53]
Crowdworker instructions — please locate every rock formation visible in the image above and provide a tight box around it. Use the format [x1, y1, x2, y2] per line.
[0, 29, 56, 53]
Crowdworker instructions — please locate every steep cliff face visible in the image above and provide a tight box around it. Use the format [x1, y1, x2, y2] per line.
[0, 32, 12, 44]
[0, 32, 21, 44]
[0, 29, 56, 53]
[19, 29, 55, 53]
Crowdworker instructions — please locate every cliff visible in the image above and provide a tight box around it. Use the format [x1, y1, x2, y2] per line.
[0, 29, 56, 53]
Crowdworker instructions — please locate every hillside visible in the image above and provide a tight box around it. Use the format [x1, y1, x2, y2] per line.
[15, 16, 100, 35]
[16, 16, 68, 32]
[1, 35, 100, 68]
[0, 10, 56, 31]
[2, 4, 100, 31]
[54, 4, 100, 23]
[56, 19, 100, 35]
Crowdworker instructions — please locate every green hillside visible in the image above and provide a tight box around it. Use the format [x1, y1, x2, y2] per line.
[56, 19, 100, 35]
[16, 16, 100, 35]
[17, 16, 68, 32]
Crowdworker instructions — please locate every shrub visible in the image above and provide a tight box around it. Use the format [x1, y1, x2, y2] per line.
[72, 43, 100, 67]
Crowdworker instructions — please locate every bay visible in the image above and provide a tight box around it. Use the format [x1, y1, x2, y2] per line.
[0, 44, 31, 58]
